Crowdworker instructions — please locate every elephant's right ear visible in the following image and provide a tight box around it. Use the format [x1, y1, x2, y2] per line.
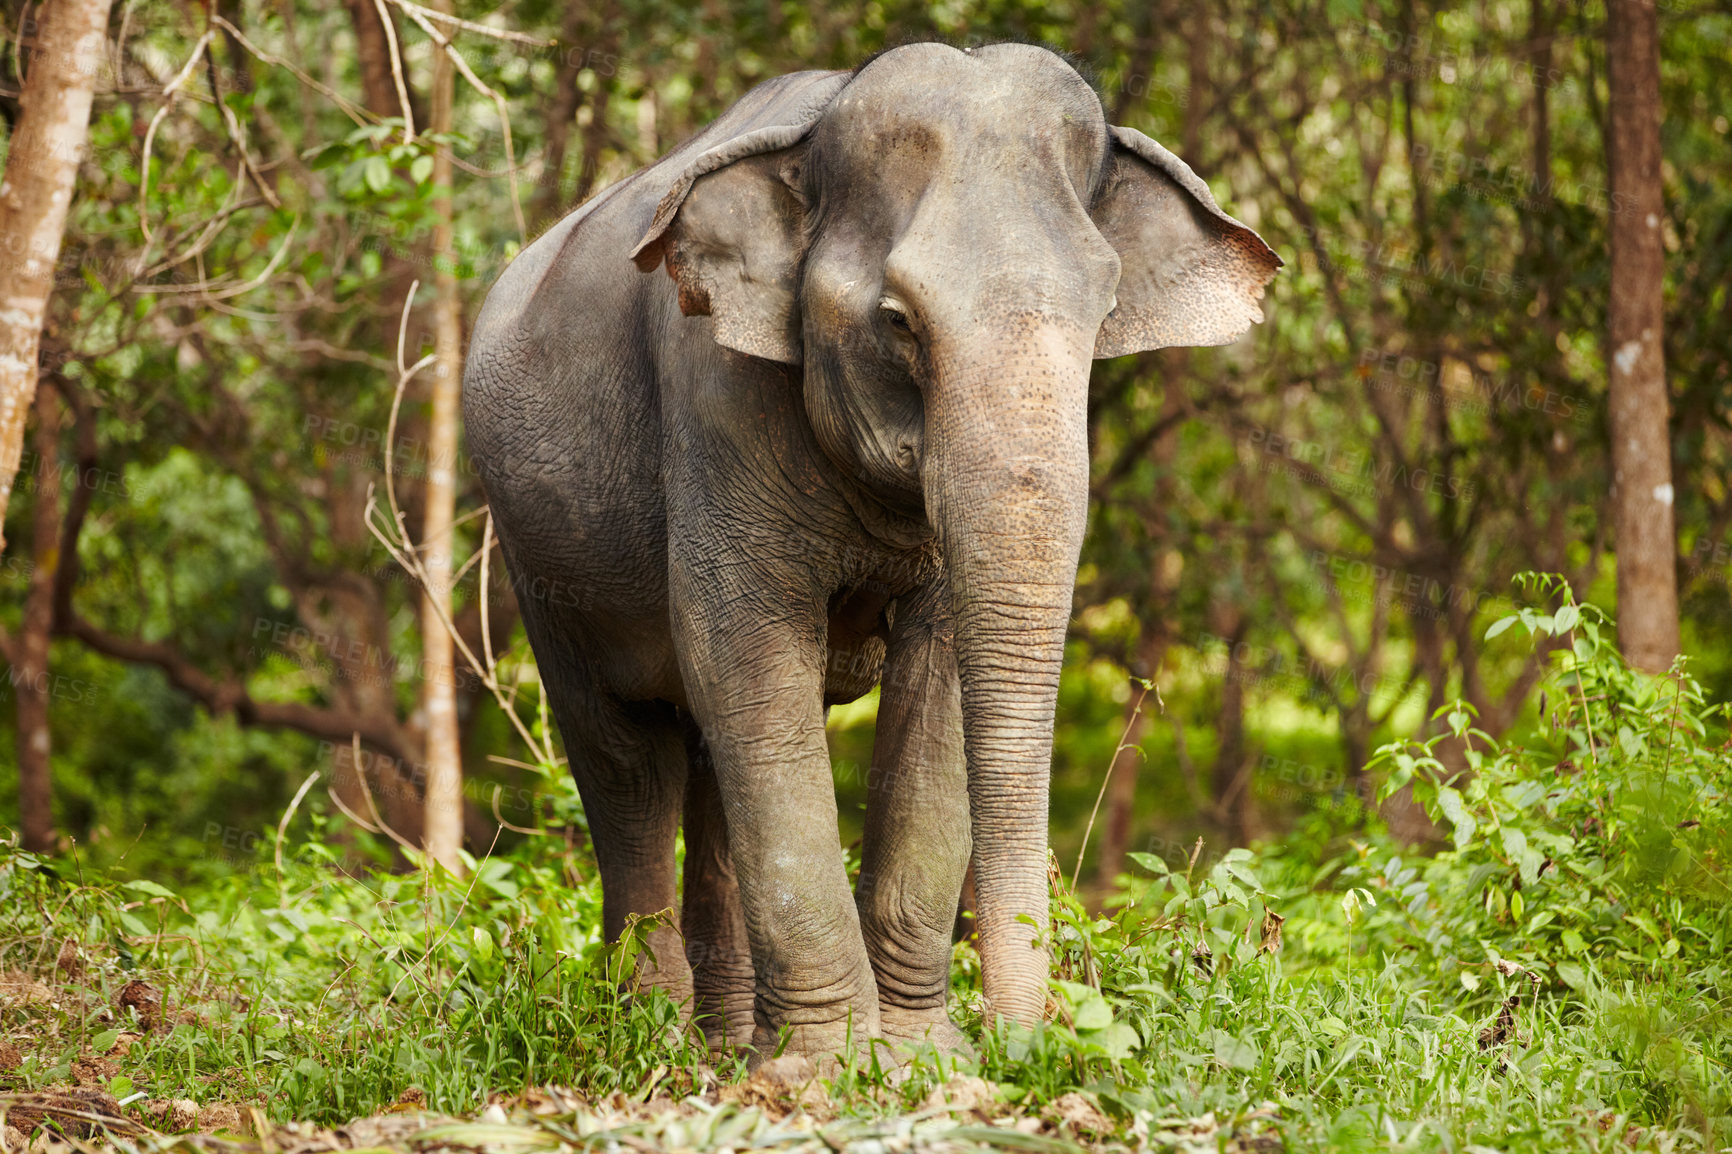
[1091, 126, 1283, 358]
[630, 124, 818, 366]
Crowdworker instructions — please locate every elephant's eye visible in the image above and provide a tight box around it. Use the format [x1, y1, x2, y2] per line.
[879, 297, 915, 335]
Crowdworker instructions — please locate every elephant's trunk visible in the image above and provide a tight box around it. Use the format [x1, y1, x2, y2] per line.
[923, 320, 1093, 1028]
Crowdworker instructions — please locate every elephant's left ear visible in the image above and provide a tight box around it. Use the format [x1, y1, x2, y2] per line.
[630, 123, 820, 366]
[1090, 126, 1283, 358]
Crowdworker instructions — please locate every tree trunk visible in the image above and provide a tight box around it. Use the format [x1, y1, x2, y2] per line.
[13, 385, 61, 853]
[418, 0, 465, 875]
[534, 0, 598, 224]
[1090, 633, 1163, 902]
[1529, 0, 1552, 206]
[338, 0, 424, 130]
[1210, 607, 1255, 846]
[0, 0, 113, 548]
[1605, 0, 1679, 673]
[571, 12, 620, 206]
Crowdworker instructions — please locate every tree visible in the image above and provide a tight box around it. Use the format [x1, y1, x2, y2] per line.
[0, 386, 63, 852]
[1605, 0, 1680, 673]
[0, 0, 114, 547]
[417, 0, 466, 875]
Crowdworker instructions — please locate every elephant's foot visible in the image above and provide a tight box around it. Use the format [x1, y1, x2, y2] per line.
[693, 990, 755, 1053]
[627, 925, 695, 1018]
[745, 1008, 881, 1077]
[878, 1005, 976, 1060]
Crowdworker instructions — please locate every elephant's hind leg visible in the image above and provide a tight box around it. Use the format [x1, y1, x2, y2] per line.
[680, 718, 756, 1051]
[556, 686, 694, 1013]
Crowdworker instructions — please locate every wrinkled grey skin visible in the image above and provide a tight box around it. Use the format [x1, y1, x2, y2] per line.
[464, 42, 1279, 1062]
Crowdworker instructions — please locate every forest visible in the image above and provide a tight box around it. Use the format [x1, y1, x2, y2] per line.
[0, 0, 1728, 1149]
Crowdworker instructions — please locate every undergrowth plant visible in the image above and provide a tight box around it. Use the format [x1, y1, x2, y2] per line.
[0, 583, 1726, 1152]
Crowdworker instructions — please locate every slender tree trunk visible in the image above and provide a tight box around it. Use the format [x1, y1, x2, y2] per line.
[1183, 9, 1206, 160]
[418, 0, 464, 875]
[570, 11, 620, 206]
[1091, 633, 1164, 902]
[1211, 607, 1255, 846]
[1093, 373, 1186, 899]
[1605, 0, 1679, 673]
[1111, 5, 1159, 123]
[14, 386, 61, 853]
[1530, 0, 1552, 206]
[0, 0, 113, 548]
[340, 0, 400, 118]
[533, 0, 594, 225]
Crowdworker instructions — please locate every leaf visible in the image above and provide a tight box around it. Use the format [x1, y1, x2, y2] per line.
[1211, 1029, 1260, 1071]
[124, 879, 178, 900]
[1561, 929, 1586, 954]
[1094, 1021, 1140, 1059]
[1460, 971, 1481, 991]
[1553, 604, 1580, 633]
[1435, 786, 1478, 851]
[471, 926, 494, 962]
[1052, 980, 1112, 1030]
[1341, 887, 1376, 925]
[1127, 852, 1169, 876]
[1316, 1015, 1349, 1038]
[363, 154, 393, 193]
[1224, 860, 1264, 893]
[1485, 615, 1519, 640]
[1500, 827, 1528, 862]
[1072, 994, 1113, 1031]
[92, 1029, 120, 1054]
[1555, 961, 1587, 990]
[410, 154, 435, 184]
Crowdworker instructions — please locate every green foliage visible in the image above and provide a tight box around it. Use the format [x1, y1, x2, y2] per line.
[0, 597, 1726, 1150]
[0, 774, 724, 1122]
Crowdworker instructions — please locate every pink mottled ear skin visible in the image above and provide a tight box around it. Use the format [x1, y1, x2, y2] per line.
[1092, 126, 1283, 357]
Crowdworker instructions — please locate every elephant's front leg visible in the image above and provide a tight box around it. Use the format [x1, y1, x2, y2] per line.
[856, 582, 973, 1055]
[671, 565, 880, 1065]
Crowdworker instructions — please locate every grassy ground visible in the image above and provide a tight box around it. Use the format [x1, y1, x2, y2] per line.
[0, 603, 1727, 1153]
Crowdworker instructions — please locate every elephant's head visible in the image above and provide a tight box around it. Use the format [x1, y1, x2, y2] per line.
[633, 43, 1279, 1029]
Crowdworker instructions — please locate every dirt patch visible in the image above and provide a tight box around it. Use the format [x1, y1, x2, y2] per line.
[0, 973, 56, 1011]
[0, 1088, 131, 1140]
[116, 981, 163, 1031]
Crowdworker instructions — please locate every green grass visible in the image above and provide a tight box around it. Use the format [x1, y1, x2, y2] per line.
[0, 590, 1726, 1152]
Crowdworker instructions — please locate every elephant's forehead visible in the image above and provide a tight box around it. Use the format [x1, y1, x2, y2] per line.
[821, 43, 1107, 192]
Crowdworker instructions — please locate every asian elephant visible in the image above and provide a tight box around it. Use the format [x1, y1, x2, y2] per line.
[463, 41, 1278, 1063]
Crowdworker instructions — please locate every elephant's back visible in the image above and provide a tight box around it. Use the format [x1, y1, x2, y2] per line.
[463, 69, 851, 694]
[465, 69, 853, 544]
